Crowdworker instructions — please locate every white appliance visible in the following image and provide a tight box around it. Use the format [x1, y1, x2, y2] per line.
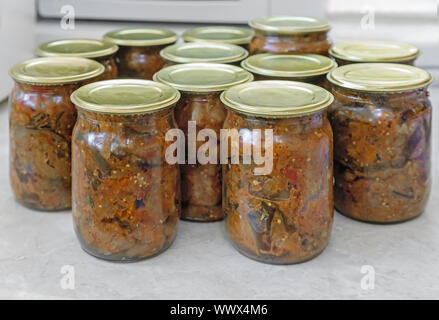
[37, 0, 328, 24]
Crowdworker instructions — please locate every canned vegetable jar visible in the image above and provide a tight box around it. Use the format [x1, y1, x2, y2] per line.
[182, 26, 254, 50]
[154, 63, 253, 222]
[249, 16, 332, 55]
[327, 63, 433, 223]
[35, 39, 119, 79]
[160, 42, 248, 66]
[221, 80, 334, 264]
[70, 79, 181, 261]
[241, 53, 336, 88]
[103, 28, 177, 79]
[9, 57, 104, 211]
[329, 41, 420, 66]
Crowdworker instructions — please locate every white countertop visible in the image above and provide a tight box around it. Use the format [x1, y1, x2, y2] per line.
[0, 81, 438, 300]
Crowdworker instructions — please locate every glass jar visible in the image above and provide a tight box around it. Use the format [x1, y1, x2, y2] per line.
[9, 57, 104, 211]
[35, 39, 119, 80]
[160, 42, 248, 67]
[183, 26, 254, 51]
[70, 79, 181, 261]
[221, 80, 334, 264]
[329, 41, 420, 66]
[104, 28, 177, 79]
[327, 63, 433, 223]
[241, 53, 336, 89]
[249, 16, 332, 56]
[154, 63, 253, 221]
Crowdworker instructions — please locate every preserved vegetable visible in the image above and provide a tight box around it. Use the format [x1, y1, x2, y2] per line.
[9, 57, 104, 211]
[71, 79, 181, 261]
[249, 16, 331, 55]
[104, 28, 177, 79]
[35, 39, 118, 80]
[329, 41, 420, 66]
[327, 63, 433, 223]
[221, 80, 334, 264]
[154, 63, 253, 221]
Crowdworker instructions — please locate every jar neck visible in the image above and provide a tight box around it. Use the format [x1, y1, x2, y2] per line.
[232, 110, 327, 134]
[77, 108, 175, 127]
[254, 29, 329, 41]
[332, 86, 429, 108]
[180, 91, 221, 102]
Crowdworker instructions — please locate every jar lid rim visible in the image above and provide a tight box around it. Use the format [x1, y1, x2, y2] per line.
[160, 42, 248, 64]
[182, 26, 253, 45]
[153, 63, 254, 92]
[71, 79, 180, 114]
[221, 80, 334, 118]
[329, 41, 420, 62]
[241, 53, 337, 78]
[9, 57, 105, 85]
[249, 16, 330, 34]
[327, 63, 433, 92]
[35, 39, 119, 58]
[103, 28, 177, 46]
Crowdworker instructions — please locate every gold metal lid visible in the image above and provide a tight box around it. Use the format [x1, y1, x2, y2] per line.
[35, 39, 119, 58]
[327, 63, 433, 93]
[103, 28, 177, 46]
[241, 53, 336, 78]
[249, 16, 330, 34]
[9, 57, 105, 85]
[329, 41, 420, 63]
[182, 26, 253, 45]
[160, 42, 248, 64]
[221, 80, 333, 118]
[153, 63, 254, 93]
[71, 79, 180, 114]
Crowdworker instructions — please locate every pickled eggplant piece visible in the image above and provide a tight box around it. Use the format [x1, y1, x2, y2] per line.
[72, 110, 180, 260]
[95, 55, 118, 80]
[330, 87, 431, 223]
[249, 30, 331, 55]
[116, 45, 168, 79]
[175, 92, 227, 221]
[223, 110, 334, 264]
[9, 83, 78, 210]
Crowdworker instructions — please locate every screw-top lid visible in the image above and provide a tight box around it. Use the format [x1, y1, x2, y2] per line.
[329, 41, 420, 63]
[241, 53, 336, 78]
[221, 80, 333, 118]
[249, 16, 330, 34]
[160, 42, 248, 64]
[153, 63, 253, 93]
[327, 63, 433, 93]
[71, 79, 180, 114]
[9, 57, 105, 85]
[103, 28, 177, 46]
[35, 39, 118, 58]
[182, 26, 253, 45]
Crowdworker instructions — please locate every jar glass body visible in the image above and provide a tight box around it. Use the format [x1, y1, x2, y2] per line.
[9, 81, 82, 210]
[116, 44, 171, 79]
[223, 110, 334, 264]
[249, 30, 331, 56]
[95, 54, 118, 79]
[72, 108, 180, 261]
[175, 92, 226, 221]
[329, 87, 431, 223]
